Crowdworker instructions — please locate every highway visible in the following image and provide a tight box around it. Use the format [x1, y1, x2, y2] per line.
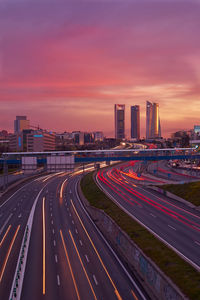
[97, 163, 200, 271]
[0, 168, 148, 300]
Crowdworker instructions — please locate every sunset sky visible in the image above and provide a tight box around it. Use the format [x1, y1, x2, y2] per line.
[0, 0, 200, 137]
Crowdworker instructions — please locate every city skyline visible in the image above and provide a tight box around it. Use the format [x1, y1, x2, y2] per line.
[0, 1, 200, 137]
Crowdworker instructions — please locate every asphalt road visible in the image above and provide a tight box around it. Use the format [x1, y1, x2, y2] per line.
[97, 164, 200, 271]
[0, 168, 148, 300]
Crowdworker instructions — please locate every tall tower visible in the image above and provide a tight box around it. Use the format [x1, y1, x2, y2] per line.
[114, 104, 125, 139]
[131, 105, 140, 140]
[146, 101, 161, 140]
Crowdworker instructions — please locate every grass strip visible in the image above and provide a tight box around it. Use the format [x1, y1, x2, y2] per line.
[160, 182, 200, 206]
[81, 172, 200, 300]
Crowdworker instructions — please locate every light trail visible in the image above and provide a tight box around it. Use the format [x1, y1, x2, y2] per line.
[69, 230, 97, 300]
[71, 200, 122, 300]
[60, 230, 80, 300]
[0, 225, 11, 248]
[59, 178, 68, 205]
[99, 168, 200, 232]
[0, 225, 20, 282]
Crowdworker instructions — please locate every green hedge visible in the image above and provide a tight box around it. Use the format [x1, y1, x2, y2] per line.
[161, 181, 200, 206]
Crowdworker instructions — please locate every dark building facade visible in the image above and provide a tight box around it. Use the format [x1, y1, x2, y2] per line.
[131, 105, 140, 140]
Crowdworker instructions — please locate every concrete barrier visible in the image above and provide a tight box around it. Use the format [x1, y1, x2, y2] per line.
[78, 182, 188, 300]
[148, 186, 196, 209]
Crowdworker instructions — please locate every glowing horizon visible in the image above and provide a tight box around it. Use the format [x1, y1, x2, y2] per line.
[0, 0, 200, 138]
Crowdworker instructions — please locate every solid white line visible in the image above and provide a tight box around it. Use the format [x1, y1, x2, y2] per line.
[55, 255, 58, 263]
[93, 275, 98, 285]
[0, 213, 13, 235]
[168, 225, 176, 231]
[195, 241, 200, 246]
[57, 275, 60, 286]
[85, 255, 89, 263]
[96, 176, 200, 272]
[74, 180, 147, 300]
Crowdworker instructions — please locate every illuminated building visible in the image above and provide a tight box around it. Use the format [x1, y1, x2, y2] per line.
[146, 101, 161, 140]
[115, 104, 125, 139]
[131, 105, 140, 140]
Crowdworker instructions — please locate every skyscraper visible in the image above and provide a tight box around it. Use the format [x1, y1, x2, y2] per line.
[131, 105, 140, 140]
[14, 116, 30, 133]
[115, 104, 125, 139]
[146, 101, 161, 140]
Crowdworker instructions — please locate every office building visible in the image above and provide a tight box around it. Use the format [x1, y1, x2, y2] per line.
[9, 133, 24, 152]
[131, 105, 140, 140]
[146, 101, 161, 140]
[27, 131, 56, 152]
[115, 104, 125, 139]
[14, 116, 30, 133]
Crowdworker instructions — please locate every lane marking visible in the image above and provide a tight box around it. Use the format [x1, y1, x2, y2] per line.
[69, 230, 97, 300]
[18, 214, 22, 218]
[42, 197, 46, 295]
[60, 230, 80, 300]
[168, 225, 176, 231]
[71, 200, 122, 299]
[55, 254, 58, 263]
[0, 213, 13, 235]
[57, 274, 60, 286]
[150, 213, 156, 218]
[79, 240, 83, 246]
[0, 225, 11, 248]
[53, 240, 56, 247]
[93, 275, 98, 285]
[52, 229, 55, 234]
[195, 241, 200, 246]
[51, 220, 54, 225]
[72, 220, 74, 225]
[0, 225, 20, 282]
[85, 255, 89, 263]
[75, 229, 78, 234]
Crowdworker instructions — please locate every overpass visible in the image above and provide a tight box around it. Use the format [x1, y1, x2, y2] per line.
[0, 147, 199, 165]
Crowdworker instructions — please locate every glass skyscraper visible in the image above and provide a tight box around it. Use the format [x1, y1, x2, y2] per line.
[146, 101, 161, 140]
[115, 104, 125, 139]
